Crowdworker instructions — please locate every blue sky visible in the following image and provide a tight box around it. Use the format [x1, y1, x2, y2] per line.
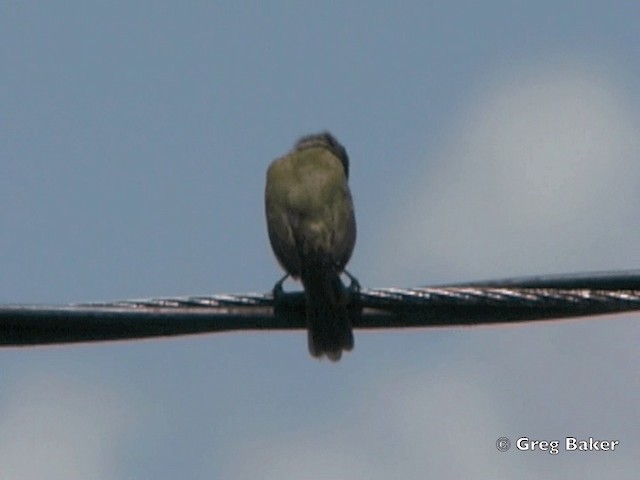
[2, 2, 639, 478]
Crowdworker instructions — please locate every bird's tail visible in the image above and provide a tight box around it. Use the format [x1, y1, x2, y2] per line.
[300, 251, 354, 361]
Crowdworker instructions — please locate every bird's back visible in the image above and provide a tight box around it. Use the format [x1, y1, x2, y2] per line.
[265, 146, 355, 276]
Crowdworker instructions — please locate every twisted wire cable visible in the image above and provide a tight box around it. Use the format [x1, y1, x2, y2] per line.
[1, 270, 639, 346]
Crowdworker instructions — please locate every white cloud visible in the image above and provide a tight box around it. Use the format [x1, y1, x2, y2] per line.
[0, 370, 137, 480]
[223, 364, 503, 479]
[378, 59, 640, 284]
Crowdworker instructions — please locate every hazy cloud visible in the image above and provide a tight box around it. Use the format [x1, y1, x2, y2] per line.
[0, 371, 138, 480]
[379, 60, 640, 284]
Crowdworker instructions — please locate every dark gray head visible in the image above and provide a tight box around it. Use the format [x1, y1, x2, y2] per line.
[294, 131, 350, 179]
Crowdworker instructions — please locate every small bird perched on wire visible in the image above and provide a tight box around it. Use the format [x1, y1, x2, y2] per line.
[265, 132, 358, 361]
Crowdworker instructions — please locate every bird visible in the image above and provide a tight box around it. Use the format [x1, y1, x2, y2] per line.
[265, 132, 357, 361]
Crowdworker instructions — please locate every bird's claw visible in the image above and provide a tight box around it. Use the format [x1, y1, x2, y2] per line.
[272, 274, 289, 300]
[343, 270, 361, 294]
[343, 270, 362, 323]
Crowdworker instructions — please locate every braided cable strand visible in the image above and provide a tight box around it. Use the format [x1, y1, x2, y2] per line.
[359, 286, 640, 327]
[1, 271, 640, 346]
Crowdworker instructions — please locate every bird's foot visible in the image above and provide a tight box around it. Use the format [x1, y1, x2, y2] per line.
[343, 270, 360, 294]
[272, 274, 290, 300]
[343, 270, 362, 323]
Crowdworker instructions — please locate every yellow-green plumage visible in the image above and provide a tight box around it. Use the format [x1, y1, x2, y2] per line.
[265, 132, 356, 361]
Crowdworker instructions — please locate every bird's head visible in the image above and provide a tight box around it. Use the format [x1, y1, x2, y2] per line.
[294, 131, 350, 179]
